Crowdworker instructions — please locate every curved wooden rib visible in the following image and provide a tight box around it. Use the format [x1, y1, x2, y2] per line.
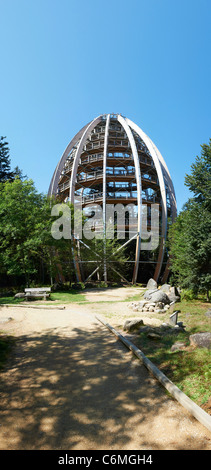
[117, 115, 142, 284]
[126, 118, 167, 282]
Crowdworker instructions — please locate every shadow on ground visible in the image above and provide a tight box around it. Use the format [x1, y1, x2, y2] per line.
[0, 324, 210, 450]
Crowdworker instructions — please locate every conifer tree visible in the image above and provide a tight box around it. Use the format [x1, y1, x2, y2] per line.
[0, 136, 13, 182]
[169, 139, 211, 301]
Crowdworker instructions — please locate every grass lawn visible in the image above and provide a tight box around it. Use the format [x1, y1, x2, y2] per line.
[125, 298, 211, 410]
[0, 296, 24, 305]
[0, 289, 86, 305]
[49, 290, 86, 303]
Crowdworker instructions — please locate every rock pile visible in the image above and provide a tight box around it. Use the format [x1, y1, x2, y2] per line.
[131, 300, 171, 314]
[123, 317, 185, 340]
[130, 279, 180, 314]
[124, 279, 211, 352]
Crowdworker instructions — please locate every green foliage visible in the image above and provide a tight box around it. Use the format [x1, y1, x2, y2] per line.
[0, 176, 129, 287]
[180, 289, 197, 301]
[185, 139, 211, 210]
[0, 296, 24, 305]
[0, 178, 52, 286]
[0, 136, 136, 287]
[169, 201, 211, 294]
[0, 136, 13, 182]
[103, 295, 210, 407]
[169, 139, 211, 300]
[49, 199, 78, 283]
[0, 136, 24, 183]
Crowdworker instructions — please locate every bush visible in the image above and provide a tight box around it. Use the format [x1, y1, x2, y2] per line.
[180, 289, 198, 301]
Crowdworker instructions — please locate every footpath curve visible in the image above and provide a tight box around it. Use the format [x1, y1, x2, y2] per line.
[0, 303, 211, 450]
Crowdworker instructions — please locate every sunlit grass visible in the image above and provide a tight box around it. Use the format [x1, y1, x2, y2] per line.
[0, 296, 23, 305]
[50, 290, 86, 303]
[127, 299, 211, 408]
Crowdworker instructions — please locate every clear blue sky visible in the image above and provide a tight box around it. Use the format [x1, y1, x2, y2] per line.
[1, 0, 211, 213]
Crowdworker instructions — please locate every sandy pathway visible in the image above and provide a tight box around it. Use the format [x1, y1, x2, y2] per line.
[0, 302, 211, 450]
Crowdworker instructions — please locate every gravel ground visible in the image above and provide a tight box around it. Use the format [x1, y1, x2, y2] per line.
[0, 297, 211, 450]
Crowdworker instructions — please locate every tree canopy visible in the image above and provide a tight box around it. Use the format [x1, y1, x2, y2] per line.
[0, 136, 25, 183]
[0, 137, 13, 182]
[184, 139, 211, 209]
[0, 178, 48, 285]
[169, 139, 211, 300]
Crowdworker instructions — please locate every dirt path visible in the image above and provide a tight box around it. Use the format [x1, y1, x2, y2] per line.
[0, 300, 211, 450]
[81, 286, 144, 303]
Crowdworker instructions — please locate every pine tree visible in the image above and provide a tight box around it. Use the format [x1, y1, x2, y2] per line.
[185, 139, 211, 210]
[0, 136, 13, 182]
[169, 139, 211, 301]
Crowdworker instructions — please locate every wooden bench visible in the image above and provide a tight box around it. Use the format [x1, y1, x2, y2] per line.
[24, 287, 51, 301]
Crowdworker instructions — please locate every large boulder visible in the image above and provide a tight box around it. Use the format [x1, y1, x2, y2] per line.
[123, 319, 144, 332]
[189, 332, 211, 349]
[146, 278, 157, 290]
[160, 283, 171, 293]
[167, 292, 180, 303]
[144, 289, 158, 300]
[169, 286, 180, 296]
[144, 289, 170, 305]
[167, 286, 180, 303]
[14, 292, 26, 299]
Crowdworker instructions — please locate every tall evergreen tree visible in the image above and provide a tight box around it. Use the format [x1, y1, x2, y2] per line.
[0, 136, 13, 182]
[185, 139, 211, 209]
[169, 139, 211, 301]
